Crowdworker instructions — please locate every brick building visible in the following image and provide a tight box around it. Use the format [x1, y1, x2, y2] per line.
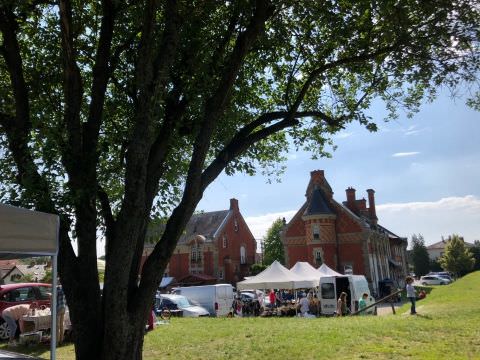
[143, 199, 257, 285]
[281, 170, 408, 295]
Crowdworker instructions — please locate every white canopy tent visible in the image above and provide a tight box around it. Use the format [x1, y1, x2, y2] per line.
[290, 261, 323, 282]
[236, 260, 317, 290]
[317, 263, 343, 277]
[0, 203, 60, 360]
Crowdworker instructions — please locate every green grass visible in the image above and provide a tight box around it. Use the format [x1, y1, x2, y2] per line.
[3, 271, 480, 359]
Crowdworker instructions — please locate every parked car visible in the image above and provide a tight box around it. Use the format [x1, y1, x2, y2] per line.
[155, 294, 209, 317]
[0, 283, 52, 340]
[420, 275, 451, 286]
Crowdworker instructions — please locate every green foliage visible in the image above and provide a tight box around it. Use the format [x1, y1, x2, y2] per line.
[410, 234, 430, 276]
[439, 235, 475, 276]
[429, 258, 443, 273]
[250, 263, 267, 275]
[471, 240, 480, 271]
[263, 218, 286, 265]
[42, 269, 52, 283]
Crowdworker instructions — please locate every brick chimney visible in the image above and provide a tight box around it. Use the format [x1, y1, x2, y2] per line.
[310, 170, 324, 184]
[229, 198, 239, 212]
[345, 187, 356, 212]
[366, 189, 377, 223]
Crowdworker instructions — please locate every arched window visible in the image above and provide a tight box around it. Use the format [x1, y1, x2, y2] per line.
[240, 246, 246, 264]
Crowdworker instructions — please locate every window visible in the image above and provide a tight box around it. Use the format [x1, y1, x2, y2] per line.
[240, 246, 246, 264]
[314, 249, 323, 265]
[38, 286, 51, 300]
[6, 287, 35, 302]
[321, 283, 335, 299]
[234, 218, 239, 232]
[191, 244, 201, 262]
[222, 235, 227, 248]
[312, 224, 320, 240]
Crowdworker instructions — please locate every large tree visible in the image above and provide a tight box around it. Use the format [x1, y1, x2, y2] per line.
[410, 234, 430, 276]
[263, 218, 286, 265]
[439, 235, 475, 277]
[0, 1, 479, 359]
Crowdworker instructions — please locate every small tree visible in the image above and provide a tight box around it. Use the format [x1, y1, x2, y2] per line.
[250, 263, 267, 275]
[470, 240, 480, 272]
[410, 234, 430, 276]
[439, 235, 475, 277]
[263, 218, 286, 265]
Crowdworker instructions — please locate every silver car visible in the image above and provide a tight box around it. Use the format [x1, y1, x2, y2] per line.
[420, 275, 451, 286]
[156, 294, 210, 317]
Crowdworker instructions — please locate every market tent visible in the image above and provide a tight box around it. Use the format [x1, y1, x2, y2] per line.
[317, 263, 343, 276]
[0, 203, 60, 360]
[236, 260, 317, 290]
[290, 261, 322, 282]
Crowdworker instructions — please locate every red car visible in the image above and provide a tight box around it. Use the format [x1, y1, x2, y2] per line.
[0, 283, 51, 340]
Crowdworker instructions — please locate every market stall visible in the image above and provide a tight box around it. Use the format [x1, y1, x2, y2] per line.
[0, 203, 60, 360]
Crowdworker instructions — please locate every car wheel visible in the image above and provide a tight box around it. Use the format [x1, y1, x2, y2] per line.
[422, 282, 427, 286]
[0, 319, 10, 340]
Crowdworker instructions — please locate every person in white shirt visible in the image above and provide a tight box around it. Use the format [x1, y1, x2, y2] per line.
[406, 276, 417, 315]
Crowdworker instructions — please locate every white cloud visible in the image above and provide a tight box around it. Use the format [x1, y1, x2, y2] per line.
[334, 132, 353, 139]
[377, 195, 480, 245]
[287, 153, 298, 160]
[244, 210, 297, 239]
[392, 151, 420, 157]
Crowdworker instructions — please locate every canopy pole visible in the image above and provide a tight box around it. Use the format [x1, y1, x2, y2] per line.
[50, 255, 57, 360]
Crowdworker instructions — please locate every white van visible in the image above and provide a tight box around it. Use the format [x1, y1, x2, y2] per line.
[319, 275, 374, 315]
[172, 284, 234, 316]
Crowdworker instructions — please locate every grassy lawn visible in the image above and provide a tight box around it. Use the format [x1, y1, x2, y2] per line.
[2, 271, 479, 359]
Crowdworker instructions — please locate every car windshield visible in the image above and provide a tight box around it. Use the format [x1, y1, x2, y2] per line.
[173, 296, 191, 308]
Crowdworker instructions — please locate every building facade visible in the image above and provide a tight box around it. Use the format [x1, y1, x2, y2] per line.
[281, 170, 408, 295]
[143, 199, 257, 285]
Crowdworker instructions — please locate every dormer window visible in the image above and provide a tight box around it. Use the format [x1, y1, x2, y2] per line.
[223, 234, 228, 248]
[312, 224, 320, 240]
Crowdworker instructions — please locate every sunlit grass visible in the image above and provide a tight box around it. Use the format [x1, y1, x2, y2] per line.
[2, 271, 479, 359]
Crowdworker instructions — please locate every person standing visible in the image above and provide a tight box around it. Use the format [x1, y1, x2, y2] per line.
[56, 281, 67, 344]
[268, 289, 276, 309]
[358, 293, 369, 315]
[298, 293, 309, 316]
[336, 292, 348, 317]
[1, 304, 34, 347]
[406, 276, 417, 315]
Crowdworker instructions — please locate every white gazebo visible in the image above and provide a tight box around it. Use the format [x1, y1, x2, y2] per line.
[0, 203, 60, 360]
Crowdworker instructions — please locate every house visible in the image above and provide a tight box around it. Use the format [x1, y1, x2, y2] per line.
[281, 170, 408, 295]
[0, 261, 47, 284]
[427, 238, 474, 260]
[143, 198, 257, 285]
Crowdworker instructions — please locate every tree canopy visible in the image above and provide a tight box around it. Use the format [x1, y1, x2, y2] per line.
[263, 217, 286, 265]
[1, 1, 479, 359]
[410, 234, 430, 276]
[439, 234, 475, 276]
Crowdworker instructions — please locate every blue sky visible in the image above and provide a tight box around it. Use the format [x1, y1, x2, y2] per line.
[197, 90, 480, 248]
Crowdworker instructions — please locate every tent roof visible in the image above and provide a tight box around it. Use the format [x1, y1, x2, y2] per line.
[290, 261, 322, 281]
[0, 203, 59, 256]
[236, 260, 317, 290]
[317, 263, 343, 276]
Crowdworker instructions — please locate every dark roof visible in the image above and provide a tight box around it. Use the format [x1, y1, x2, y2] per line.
[427, 239, 474, 250]
[303, 188, 334, 216]
[178, 210, 230, 244]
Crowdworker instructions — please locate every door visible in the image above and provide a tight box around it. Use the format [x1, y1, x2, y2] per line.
[319, 277, 336, 315]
